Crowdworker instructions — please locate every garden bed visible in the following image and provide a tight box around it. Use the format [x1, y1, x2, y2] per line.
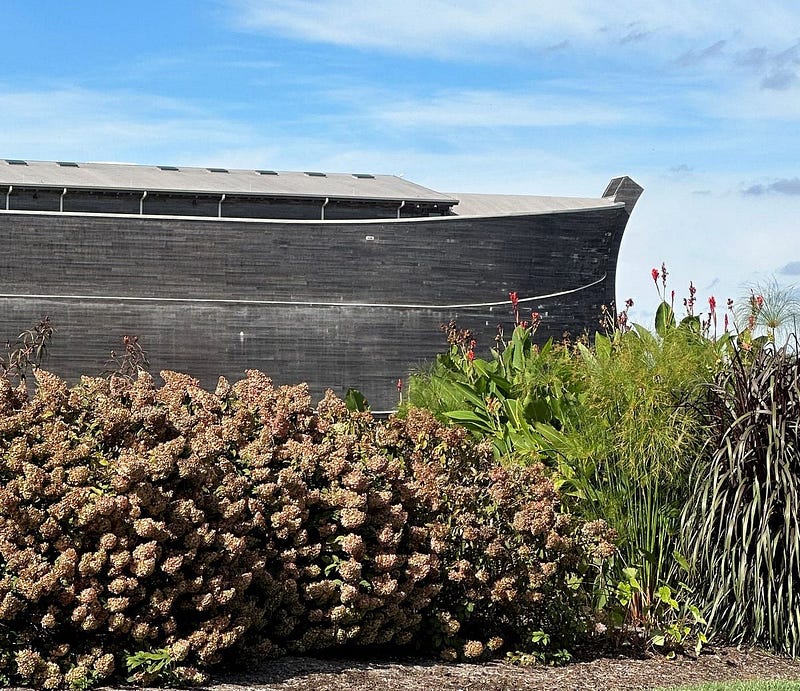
[144, 646, 800, 691]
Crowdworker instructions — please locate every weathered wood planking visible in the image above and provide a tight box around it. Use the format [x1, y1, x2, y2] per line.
[0, 205, 629, 408]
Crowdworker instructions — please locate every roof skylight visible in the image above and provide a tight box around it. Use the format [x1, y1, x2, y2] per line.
[158, 165, 180, 171]
[5, 159, 27, 165]
[207, 168, 229, 173]
[305, 172, 326, 177]
[57, 161, 79, 167]
[352, 173, 375, 179]
[256, 170, 278, 175]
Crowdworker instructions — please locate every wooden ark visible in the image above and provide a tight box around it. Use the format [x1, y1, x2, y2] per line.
[0, 159, 642, 409]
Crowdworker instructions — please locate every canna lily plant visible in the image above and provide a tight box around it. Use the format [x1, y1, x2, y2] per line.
[405, 297, 579, 462]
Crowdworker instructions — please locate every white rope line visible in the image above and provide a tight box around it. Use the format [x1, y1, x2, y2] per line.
[0, 274, 606, 311]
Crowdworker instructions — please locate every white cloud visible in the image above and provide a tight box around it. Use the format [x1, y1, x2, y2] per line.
[229, 0, 800, 59]
[698, 78, 800, 120]
[362, 90, 633, 129]
[0, 86, 254, 164]
[617, 174, 800, 326]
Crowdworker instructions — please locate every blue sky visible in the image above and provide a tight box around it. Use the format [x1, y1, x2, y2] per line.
[2, 0, 799, 322]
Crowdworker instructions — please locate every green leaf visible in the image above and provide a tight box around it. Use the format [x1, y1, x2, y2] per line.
[654, 301, 676, 336]
[471, 359, 497, 379]
[443, 409, 495, 434]
[449, 381, 487, 409]
[679, 314, 701, 333]
[672, 551, 690, 573]
[531, 630, 550, 645]
[344, 388, 369, 412]
[444, 410, 489, 424]
[503, 397, 527, 430]
[622, 567, 639, 582]
[695, 637, 704, 656]
[594, 332, 612, 360]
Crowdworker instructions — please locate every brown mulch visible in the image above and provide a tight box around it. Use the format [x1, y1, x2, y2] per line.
[105, 646, 800, 691]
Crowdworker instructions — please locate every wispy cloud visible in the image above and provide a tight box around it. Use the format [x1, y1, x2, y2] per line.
[0, 82, 609, 188]
[780, 261, 800, 276]
[229, 0, 632, 57]
[228, 1, 800, 61]
[675, 40, 727, 67]
[743, 178, 800, 196]
[361, 90, 634, 129]
[0, 86, 255, 164]
[735, 41, 800, 90]
[619, 28, 652, 45]
[543, 40, 570, 54]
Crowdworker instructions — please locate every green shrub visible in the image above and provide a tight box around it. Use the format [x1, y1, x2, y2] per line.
[405, 279, 724, 654]
[0, 369, 613, 687]
[405, 321, 580, 461]
[406, 313, 719, 580]
[551, 323, 722, 601]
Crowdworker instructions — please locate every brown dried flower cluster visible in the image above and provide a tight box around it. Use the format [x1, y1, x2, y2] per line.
[0, 369, 614, 686]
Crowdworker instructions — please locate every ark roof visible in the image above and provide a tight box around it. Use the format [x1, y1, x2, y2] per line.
[0, 159, 456, 205]
[448, 192, 620, 216]
[0, 159, 638, 216]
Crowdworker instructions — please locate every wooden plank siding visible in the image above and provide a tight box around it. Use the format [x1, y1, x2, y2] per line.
[0, 206, 628, 408]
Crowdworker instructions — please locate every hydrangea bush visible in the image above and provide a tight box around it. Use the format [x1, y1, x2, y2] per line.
[0, 369, 613, 688]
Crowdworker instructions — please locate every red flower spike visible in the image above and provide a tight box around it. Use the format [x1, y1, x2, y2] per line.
[651, 268, 659, 283]
[509, 291, 521, 324]
[396, 378, 403, 392]
[709, 296, 716, 312]
[467, 349, 475, 361]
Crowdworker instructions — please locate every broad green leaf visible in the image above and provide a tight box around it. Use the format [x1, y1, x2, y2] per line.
[679, 314, 701, 334]
[444, 410, 494, 434]
[344, 388, 369, 412]
[594, 332, 612, 360]
[654, 301, 676, 336]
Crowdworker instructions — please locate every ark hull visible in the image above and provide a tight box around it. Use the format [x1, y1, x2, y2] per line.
[0, 201, 633, 409]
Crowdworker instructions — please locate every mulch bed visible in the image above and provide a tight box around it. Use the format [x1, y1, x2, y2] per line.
[5, 645, 792, 690]
[186, 646, 800, 691]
